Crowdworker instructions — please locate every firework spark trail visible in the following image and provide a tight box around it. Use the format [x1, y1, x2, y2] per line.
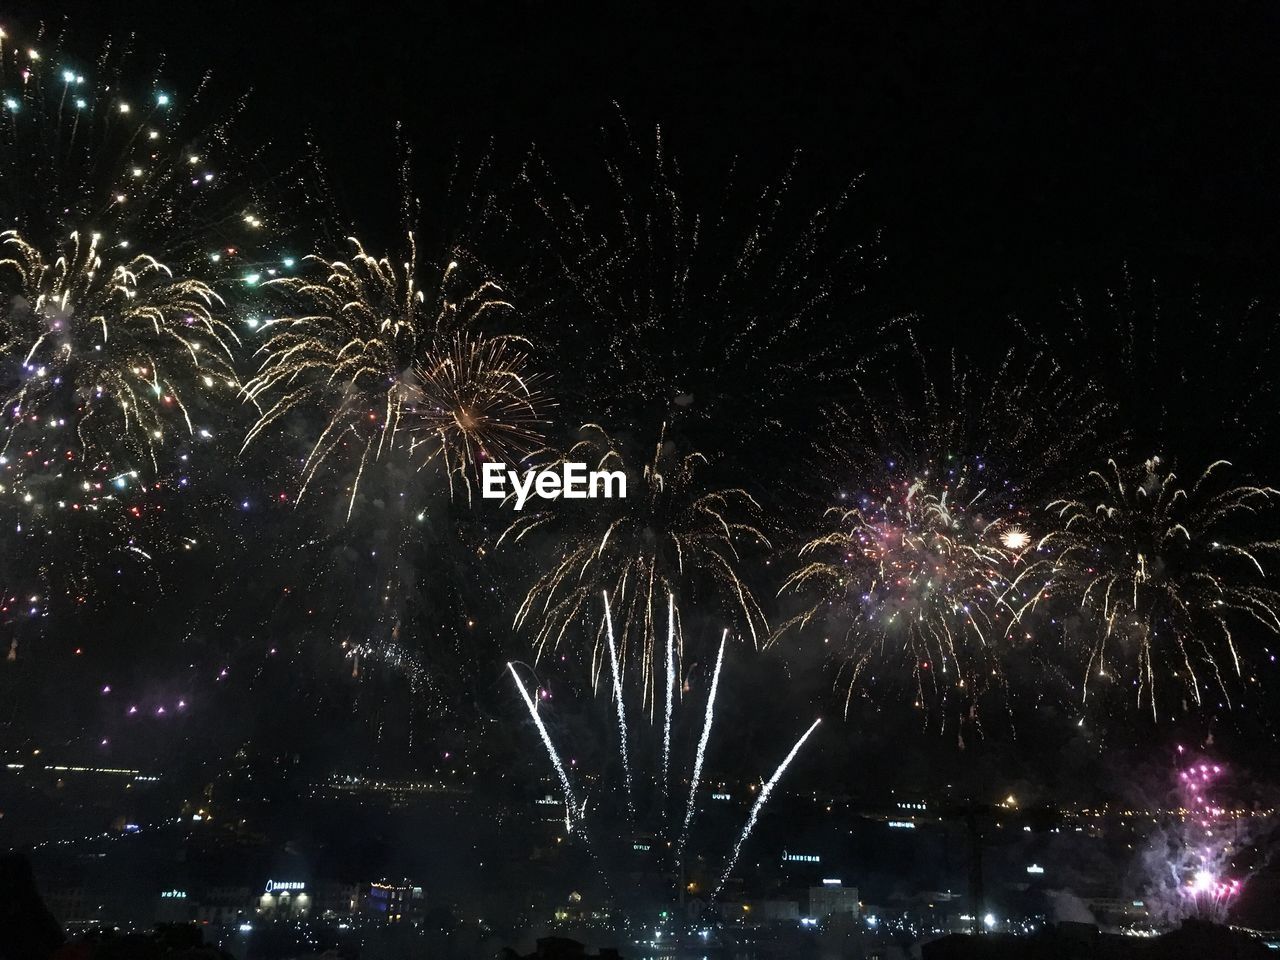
[777, 472, 1045, 726]
[1045, 457, 1280, 719]
[1176, 755, 1242, 916]
[677, 629, 726, 862]
[505, 422, 769, 706]
[602, 594, 634, 820]
[0, 25, 271, 507]
[1141, 747, 1249, 924]
[508, 662, 580, 833]
[772, 345, 1107, 735]
[713, 718, 822, 902]
[508, 597, 822, 913]
[520, 117, 877, 453]
[0, 229, 236, 477]
[661, 594, 676, 801]
[0, 31, 272, 635]
[242, 236, 547, 511]
[508, 663, 625, 906]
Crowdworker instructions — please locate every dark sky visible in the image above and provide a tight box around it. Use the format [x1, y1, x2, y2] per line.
[7, 2, 1280, 791]
[13, 0, 1280, 318]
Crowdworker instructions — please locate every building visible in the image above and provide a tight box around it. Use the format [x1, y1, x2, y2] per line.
[312, 774, 469, 808]
[312, 881, 360, 919]
[920, 920, 1273, 959]
[1081, 896, 1148, 926]
[155, 889, 193, 924]
[715, 899, 800, 922]
[809, 881, 859, 919]
[257, 880, 312, 920]
[360, 879, 425, 923]
[757, 900, 801, 921]
[193, 886, 252, 926]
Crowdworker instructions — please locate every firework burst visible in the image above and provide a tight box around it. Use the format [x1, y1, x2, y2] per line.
[0, 26, 263, 509]
[1, 230, 235, 472]
[778, 473, 1044, 726]
[776, 345, 1106, 735]
[1026, 273, 1280, 456]
[0, 26, 271, 260]
[1045, 457, 1280, 720]
[520, 113, 879, 446]
[0, 27, 270, 670]
[1138, 748, 1257, 925]
[411, 332, 547, 484]
[501, 421, 769, 704]
[242, 235, 548, 516]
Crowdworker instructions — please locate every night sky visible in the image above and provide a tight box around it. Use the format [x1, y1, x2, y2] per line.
[14, 1, 1280, 307]
[4, 0, 1280, 893]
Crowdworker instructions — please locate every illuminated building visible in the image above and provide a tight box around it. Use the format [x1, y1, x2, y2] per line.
[809, 880, 859, 919]
[312, 774, 468, 808]
[360, 879, 425, 924]
[257, 880, 312, 919]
